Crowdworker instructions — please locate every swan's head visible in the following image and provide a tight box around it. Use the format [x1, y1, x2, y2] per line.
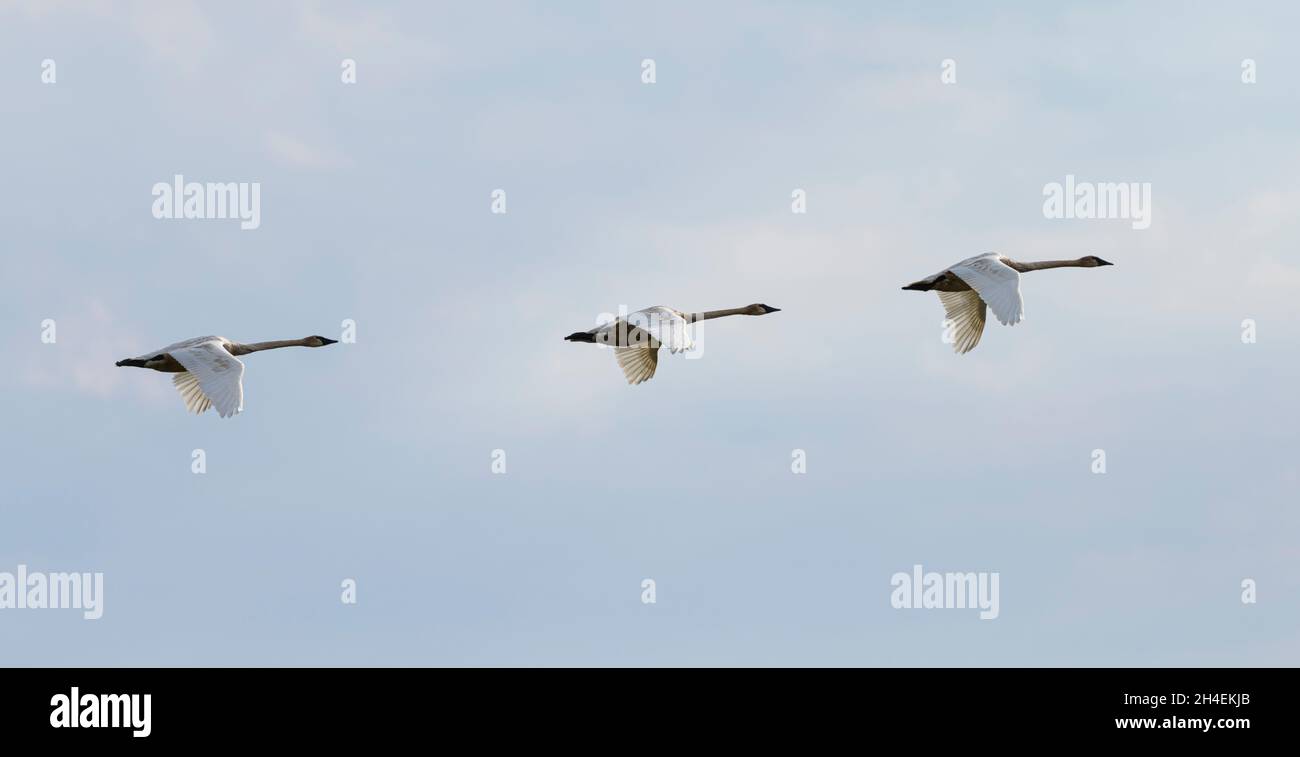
[747, 303, 781, 315]
[1080, 255, 1113, 267]
[305, 335, 339, 347]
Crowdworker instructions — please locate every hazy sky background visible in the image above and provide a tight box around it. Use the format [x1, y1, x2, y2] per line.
[1, 0, 1297, 665]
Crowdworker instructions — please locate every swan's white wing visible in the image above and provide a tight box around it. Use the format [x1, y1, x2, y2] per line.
[172, 372, 213, 414]
[937, 290, 987, 354]
[948, 254, 1023, 326]
[587, 307, 686, 382]
[614, 345, 659, 384]
[628, 306, 694, 353]
[130, 335, 227, 361]
[168, 340, 245, 418]
[588, 319, 660, 348]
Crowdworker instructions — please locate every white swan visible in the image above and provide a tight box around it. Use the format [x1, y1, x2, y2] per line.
[565, 304, 780, 384]
[902, 253, 1112, 353]
[115, 335, 337, 417]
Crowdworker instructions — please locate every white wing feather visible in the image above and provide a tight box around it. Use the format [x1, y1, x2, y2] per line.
[614, 346, 659, 384]
[584, 307, 694, 352]
[585, 307, 693, 384]
[130, 335, 225, 361]
[937, 290, 987, 354]
[626, 306, 694, 353]
[172, 372, 213, 414]
[167, 340, 245, 418]
[947, 253, 1024, 326]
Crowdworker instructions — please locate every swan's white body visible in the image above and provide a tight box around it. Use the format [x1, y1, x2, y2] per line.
[118, 333, 336, 417]
[128, 336, 246, 417]
[588, 306, 695, 385]
[905, 252, 1111, 353]
[927, 253, 1025, 354]
[565, 302, 779, 384]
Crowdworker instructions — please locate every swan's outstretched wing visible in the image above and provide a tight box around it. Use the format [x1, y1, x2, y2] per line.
[129, 335, 224, 362]
[172, 372, 213, 414]
[168, 340, 245, 418]
[938, 290, 987, 354]
[628, 306, 694, 353]
[584, 308, 692, 351]
[580, 307, 689, 384]
[948, 254, 1023, 326]
[613, 307, 693, 384]
[615, 344, 659, 384]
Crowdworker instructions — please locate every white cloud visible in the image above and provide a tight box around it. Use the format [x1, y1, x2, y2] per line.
[127, 0, 214, 71]
[264, 130, 341, 169]
[20, 298, 168, 406]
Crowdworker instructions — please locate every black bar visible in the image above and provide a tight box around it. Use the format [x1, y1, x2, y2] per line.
[0, 668, 1286, 744]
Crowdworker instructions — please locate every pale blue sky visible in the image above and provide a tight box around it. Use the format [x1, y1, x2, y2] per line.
[1, 0, 1297, 665]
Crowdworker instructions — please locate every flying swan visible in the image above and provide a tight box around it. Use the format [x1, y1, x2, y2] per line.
[902, 253, 1112, 353]
[115, 335, 338, 417]
[565, 304, 780, 384]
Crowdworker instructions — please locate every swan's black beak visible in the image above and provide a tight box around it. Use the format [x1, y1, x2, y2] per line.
[763, 306, 781, 313]
[115, 359, 146, 368]
[1096, 258, 1114, 266]
[319, 337, 338, 345]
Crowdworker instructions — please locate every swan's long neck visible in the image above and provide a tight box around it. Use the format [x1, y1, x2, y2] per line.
[228, 338, 313, 356]
[688, 307, 750, 323]
[1006, 258, 1091, 273]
